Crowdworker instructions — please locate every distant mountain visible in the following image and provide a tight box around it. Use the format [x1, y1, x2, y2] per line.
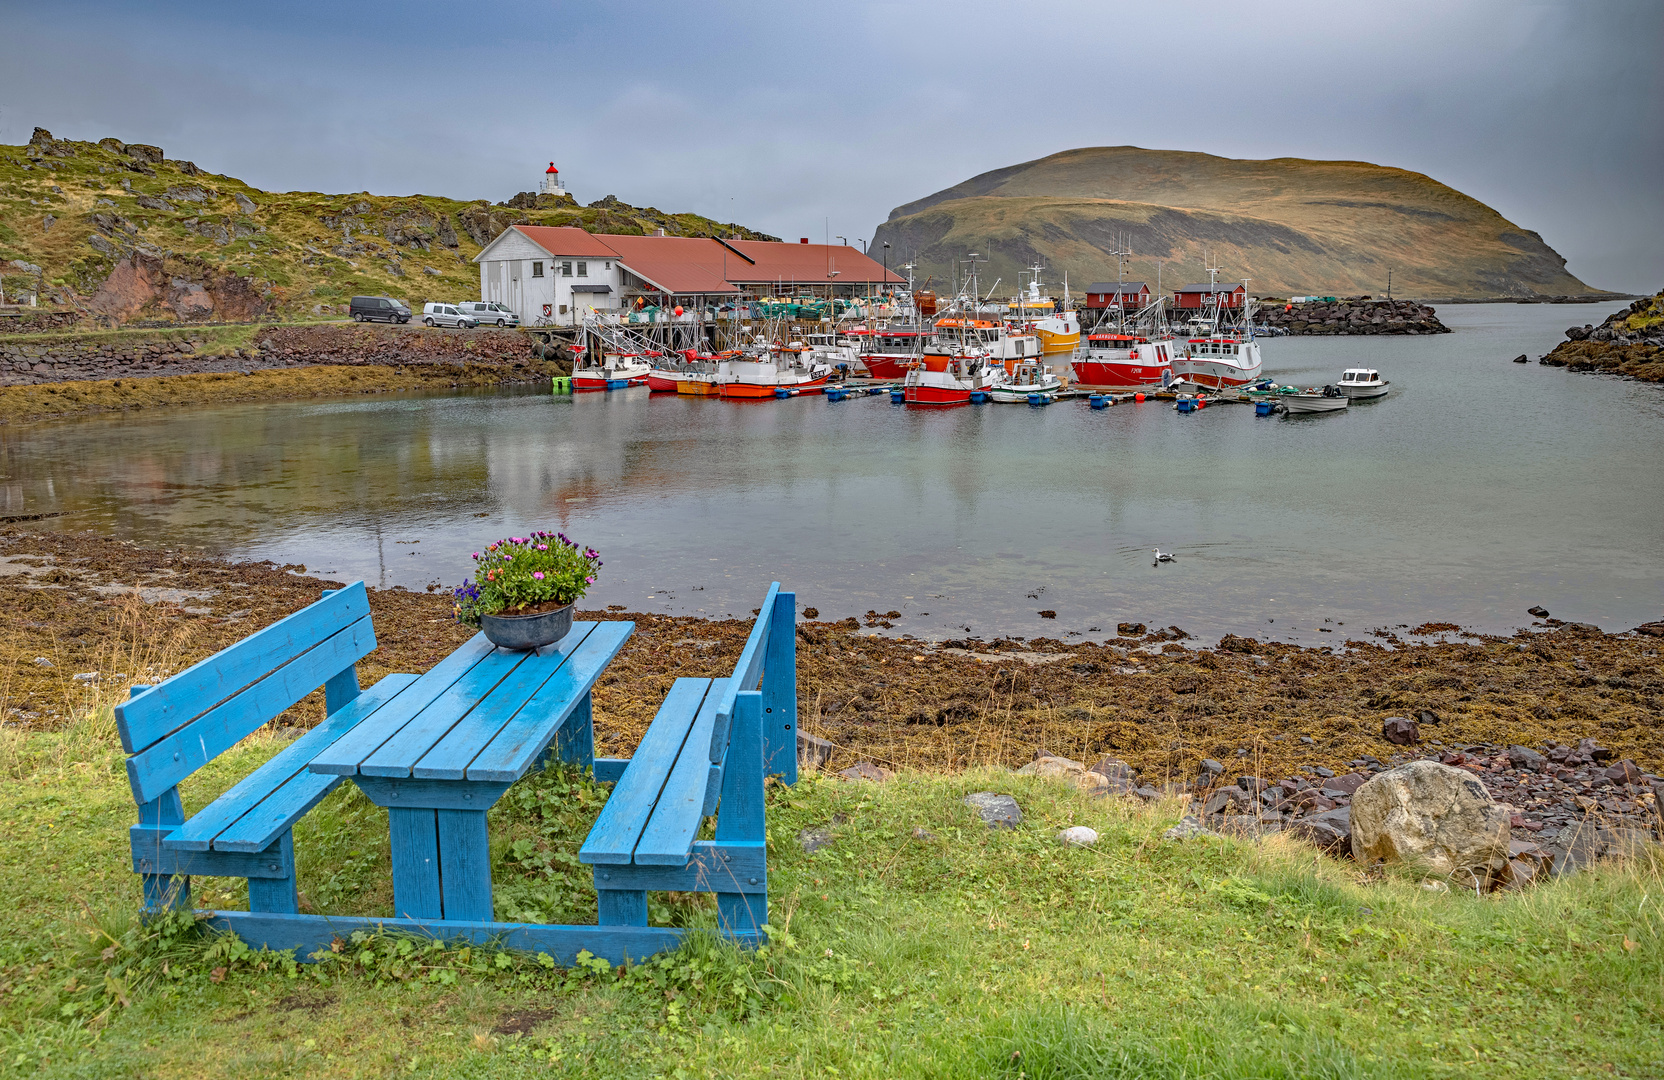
[0, 127, 776, 322]
[870, 146, 1606, 300]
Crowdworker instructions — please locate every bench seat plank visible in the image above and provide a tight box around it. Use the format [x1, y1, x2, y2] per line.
[358, 646, 530, 778]
[633, 679, 728, 865]
[116, 582, 372, 754]
[125, 616, 378, 806]
[309, 635, 495, 776]
[578, 679, 712, 866]
[411, 623, 598, 780]
[464, 621, 634, 782]
[165, 673, 420, 853]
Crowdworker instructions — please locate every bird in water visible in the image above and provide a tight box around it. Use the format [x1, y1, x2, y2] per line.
[1153, 548, 1176, 564]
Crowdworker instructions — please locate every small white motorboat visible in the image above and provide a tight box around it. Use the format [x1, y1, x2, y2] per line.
[1337, 368, 1390, 399]
[1283, 385, 1350, 414]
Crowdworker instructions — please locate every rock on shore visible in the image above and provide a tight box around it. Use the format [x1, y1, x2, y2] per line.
[1538, 289, 1664, 381]
[1259, 297, 1450, 336]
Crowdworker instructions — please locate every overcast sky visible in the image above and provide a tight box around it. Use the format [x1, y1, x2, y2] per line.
[2, 0, 1659, 291]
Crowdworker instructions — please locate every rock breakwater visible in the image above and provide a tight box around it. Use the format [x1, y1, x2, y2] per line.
[1538, 289, 1664, 381]
[1259, 297, 1449, 336]
[0, 323, 557, 386]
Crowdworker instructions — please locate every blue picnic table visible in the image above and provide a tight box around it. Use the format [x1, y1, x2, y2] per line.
[118, 579, 799, 965]
[307, 620, 633, 923]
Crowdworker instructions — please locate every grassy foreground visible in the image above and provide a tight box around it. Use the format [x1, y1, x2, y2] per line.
[1, 719, 1659, 1078]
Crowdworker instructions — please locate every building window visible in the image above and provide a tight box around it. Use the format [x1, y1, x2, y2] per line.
[577, 261, 587, 277]
[604, 261, 611, 270]
[561, 261, 573, 277]
[531, 261, 544, 278]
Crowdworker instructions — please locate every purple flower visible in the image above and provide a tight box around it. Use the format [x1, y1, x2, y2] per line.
[533, 571, 545, 580]
[537, 544, 548, 551]
[585, 575, 595, 584]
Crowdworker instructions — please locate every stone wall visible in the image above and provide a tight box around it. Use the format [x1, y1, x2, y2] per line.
[0, 310, 83, 336]
[0, 323, 560, 386]
[1260, 298, 1449, 335]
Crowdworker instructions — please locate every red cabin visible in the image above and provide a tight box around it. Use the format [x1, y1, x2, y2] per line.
[1172, 282, 1246, 311]
[1084, 281, 1151, 311]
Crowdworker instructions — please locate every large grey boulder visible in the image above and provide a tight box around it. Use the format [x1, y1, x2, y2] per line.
[1349, 761, 1512, 884]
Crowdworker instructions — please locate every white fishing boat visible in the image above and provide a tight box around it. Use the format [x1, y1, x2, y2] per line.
[1337, 368, 1390, 399]
[986, 357, 1063, 402]
[1169, 268, 1264, 389]
[1282, 385, 1350, 413]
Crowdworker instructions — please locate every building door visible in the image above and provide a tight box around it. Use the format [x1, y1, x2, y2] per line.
[509, 263, 521, 318]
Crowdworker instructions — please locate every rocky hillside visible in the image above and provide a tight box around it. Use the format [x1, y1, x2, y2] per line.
[872, 146, 1609, 301]
[0, 128, 776, 324]
[1538, 289, 1664, 381]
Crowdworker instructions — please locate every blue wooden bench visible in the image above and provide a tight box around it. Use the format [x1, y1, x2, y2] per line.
[118, 582, 411, 914]
[579, 582, 798, 939]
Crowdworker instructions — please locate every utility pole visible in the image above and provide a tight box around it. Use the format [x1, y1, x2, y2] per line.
[1387, 268, 1392, 301]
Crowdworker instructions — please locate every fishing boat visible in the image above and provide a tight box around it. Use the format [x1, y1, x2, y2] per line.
[986, 356, 1063, 402]
[933, 317, 1042, 363]
[571, 351, 652, 390]
[1070, 294, 1180, 390]
[1071, 333, 1177, 390]
[1169, 271, 1264, 389]
[716, 344, 833, 399]
[1337, 368, 1390, 399]
[902, 347, 999, 407]
[1006, 267, 1080, 355]
[646, 350, 725, 395]
[1282, 385, 1350, 413]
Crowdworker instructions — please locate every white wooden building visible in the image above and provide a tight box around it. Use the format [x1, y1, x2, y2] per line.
[473, 226, 621, 326]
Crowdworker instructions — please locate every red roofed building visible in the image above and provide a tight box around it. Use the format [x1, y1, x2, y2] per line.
[473, 227, 903, 325]
[1173, 282, 1246, 311]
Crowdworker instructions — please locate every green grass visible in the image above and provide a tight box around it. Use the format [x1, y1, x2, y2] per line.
[0, 719, 1659, 1078]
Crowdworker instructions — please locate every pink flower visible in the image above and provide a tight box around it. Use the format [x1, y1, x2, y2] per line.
[537, 544, 548, 551]
[585, 575, 595, 584]
[533, 571, 545, 580]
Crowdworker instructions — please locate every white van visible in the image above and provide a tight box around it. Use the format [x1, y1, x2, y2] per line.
[422, 302, 477, 329]
[459, 301, 518, 328]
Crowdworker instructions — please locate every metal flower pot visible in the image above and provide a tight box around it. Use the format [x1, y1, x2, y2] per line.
[480, 603, 574, 651]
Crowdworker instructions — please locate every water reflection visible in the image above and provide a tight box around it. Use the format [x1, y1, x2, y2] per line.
[3, 304, 1660, 644]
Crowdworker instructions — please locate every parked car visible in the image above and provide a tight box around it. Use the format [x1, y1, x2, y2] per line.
[422, 302, 477, 329]
[459, 301, 519, 328]
[350, 295, 411, 323]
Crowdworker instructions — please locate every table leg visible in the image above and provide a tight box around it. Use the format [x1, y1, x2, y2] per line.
[389, 808, 442, 920]
[596, 886, 648, 926]
[552, 691, 594, 770]
[436, 809, 494, 922]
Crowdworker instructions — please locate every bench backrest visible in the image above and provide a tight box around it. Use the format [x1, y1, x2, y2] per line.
[117, 582, 376, 807]
[707, 582, 780, 763]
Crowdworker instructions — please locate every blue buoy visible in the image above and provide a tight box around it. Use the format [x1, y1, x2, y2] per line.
[890, 389, 905, 404]
[970, 391, 988, 404]
[1255, 400, 1274, 416]
[1089, 394, 1107, 409]
[1177, 398, 1196, 413]
[1028, 393, 1050, 406]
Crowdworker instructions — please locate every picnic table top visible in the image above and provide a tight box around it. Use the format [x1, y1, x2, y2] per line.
[309, 620, 633, 785]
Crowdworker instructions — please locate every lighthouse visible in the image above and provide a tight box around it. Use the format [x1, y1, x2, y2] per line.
[540, 162, 566, 197]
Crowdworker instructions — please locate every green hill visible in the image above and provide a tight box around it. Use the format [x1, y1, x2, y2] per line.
[0, 128, 776, 323]
[871, 146, 1606, 300]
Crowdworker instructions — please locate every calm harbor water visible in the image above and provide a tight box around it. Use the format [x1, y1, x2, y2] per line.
[3, 303, 1660, 645]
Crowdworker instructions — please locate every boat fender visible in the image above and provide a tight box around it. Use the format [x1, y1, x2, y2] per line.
[1134, 393, 1145, 403]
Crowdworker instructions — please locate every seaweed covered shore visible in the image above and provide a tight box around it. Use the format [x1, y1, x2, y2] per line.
[3, 530, 1659, 785]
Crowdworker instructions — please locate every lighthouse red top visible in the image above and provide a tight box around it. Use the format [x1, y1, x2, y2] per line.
[545, 162, 559, 174]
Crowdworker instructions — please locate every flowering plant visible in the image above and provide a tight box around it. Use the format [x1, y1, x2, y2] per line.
[453, 531, 602, 627]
